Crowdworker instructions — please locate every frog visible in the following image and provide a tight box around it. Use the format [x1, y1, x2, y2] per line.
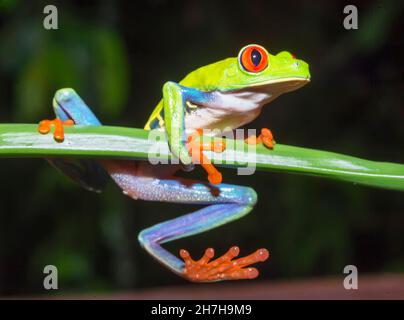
[38, 44, 310, 282]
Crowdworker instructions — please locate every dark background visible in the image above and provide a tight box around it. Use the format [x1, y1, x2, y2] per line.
[0, 0, 403, 296]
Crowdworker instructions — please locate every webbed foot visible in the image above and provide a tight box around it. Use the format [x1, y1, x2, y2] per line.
[180, 246, 269, 282]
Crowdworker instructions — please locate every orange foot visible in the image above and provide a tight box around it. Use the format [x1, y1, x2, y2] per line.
[187, 129, 226, 185]
[245, 128, 275, 149]
[38, 118, 74, 142]
[179, 246, 269, 282]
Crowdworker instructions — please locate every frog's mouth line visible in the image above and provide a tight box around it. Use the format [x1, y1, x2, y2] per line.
[232, 76, 310, 94]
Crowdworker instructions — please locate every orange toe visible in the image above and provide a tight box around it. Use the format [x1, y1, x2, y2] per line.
[245, 135, 260, 145]
[38, 120, 51, 134]
[260, 128, 273, 140]
[262, 136, 274, 149]
[259, 128, 275, 149]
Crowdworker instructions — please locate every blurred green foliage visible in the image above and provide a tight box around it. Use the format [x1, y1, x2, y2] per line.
[0, 1, 128, 121]
[0, 0, 403, 295]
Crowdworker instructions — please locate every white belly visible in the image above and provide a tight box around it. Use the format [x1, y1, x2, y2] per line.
[185, 107, 262, 135]
[184, 89, 272, 135]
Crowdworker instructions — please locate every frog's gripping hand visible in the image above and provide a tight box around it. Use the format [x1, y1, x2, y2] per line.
[38, 118, 74, 142]
[245, 128, 276, 149]
[38, 88, 109, 192]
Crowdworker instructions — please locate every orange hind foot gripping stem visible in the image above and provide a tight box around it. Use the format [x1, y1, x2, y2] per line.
[38, 118, 74, 142]
[180, 246, 269, 282]
[186, 129, 226, 185]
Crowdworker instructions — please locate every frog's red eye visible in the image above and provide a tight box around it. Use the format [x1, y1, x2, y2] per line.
[239, 45, 268, 73]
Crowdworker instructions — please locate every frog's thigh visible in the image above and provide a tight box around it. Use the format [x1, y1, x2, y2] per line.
[102, 160, 258, 274]
[102, 160, 257, 205]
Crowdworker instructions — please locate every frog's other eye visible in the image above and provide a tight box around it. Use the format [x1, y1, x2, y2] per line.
[239, 44, 268, 73]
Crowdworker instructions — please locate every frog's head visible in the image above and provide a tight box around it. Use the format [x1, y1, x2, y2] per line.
[220, 44, 310, 95]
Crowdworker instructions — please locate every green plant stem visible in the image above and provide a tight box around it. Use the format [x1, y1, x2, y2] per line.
[1, 123, 404, 191]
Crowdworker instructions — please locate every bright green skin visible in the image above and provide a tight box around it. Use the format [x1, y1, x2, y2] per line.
[145, 45, 310, 165]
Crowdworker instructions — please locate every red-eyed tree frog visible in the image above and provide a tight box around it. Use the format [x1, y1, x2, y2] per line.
[38, 44, 310, 282]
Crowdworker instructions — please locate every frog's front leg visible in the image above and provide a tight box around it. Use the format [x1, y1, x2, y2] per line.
[38, 88, 108, 192]
[162, 82, 226, 184]
[39, 88, 102, 141]
[102, 161, 269, 282]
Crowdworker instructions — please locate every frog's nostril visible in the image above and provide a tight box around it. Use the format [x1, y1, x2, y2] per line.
[294, 61, 300, 67]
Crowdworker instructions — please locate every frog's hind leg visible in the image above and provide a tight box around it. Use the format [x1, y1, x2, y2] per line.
[102, 160, 269, 282]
